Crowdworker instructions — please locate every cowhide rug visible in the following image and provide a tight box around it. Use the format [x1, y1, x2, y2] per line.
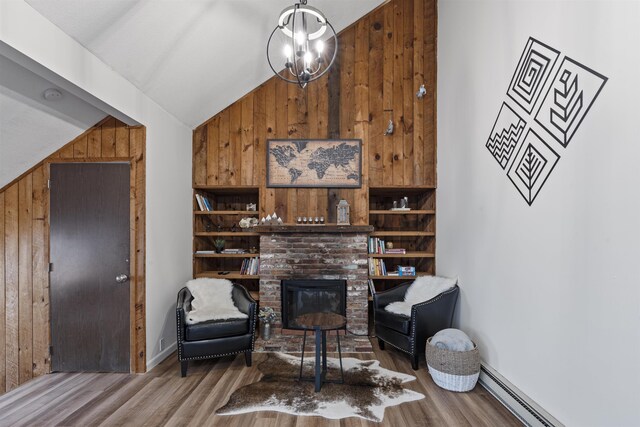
[216, 353, 425, 422]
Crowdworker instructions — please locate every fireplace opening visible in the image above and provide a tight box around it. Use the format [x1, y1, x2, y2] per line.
[281, 279, 347, 330]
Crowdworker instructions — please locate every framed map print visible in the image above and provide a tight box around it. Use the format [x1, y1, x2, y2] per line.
[266, 139, 362, 188]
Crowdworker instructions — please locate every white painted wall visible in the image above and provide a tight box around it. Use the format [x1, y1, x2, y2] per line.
[0, 0, 192, 369]
[437, 1, 640, 426]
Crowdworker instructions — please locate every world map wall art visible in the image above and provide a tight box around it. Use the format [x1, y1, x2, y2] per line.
[267, 139, 362, 188]
[486, 37, 608, 206]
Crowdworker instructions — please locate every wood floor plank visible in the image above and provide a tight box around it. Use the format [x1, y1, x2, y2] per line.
[0, 341, 522, 427]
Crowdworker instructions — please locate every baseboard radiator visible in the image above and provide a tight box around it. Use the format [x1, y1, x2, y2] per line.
[478, 364, 564, 427]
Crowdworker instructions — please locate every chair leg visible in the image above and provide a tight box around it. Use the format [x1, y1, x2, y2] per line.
[180, 360, 188, 377]
[378, 338, 385, 350]
[244, 351, 252, 367]
[411, 353, 419, 370]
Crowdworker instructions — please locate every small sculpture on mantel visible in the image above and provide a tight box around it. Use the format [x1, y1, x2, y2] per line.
[261, 213, 283, 225]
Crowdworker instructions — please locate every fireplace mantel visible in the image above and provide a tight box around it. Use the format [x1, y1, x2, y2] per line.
[255, 224, 373, 234]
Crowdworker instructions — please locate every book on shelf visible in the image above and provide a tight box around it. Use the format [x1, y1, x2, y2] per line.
[385, 248, 407, 254]
[368, 278, 377, 295]
[240, 257, 260, 275]
[222, 249, 246, 254]
[194, 250, 216, 254]
[195, 194, 204, 211]
[368, 237, 386, 254]
[368, 258, 387, 276]
[195, 193, 213, 211]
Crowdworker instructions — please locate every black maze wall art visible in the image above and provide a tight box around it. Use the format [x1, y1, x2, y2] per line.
[486, 37, 608, 206]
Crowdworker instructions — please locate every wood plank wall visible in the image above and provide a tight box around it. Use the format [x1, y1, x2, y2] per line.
[193, 0, 437, 224]
[0, 117, 146, 394]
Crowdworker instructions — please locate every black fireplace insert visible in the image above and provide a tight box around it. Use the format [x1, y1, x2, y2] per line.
[281, 279, 347, 330]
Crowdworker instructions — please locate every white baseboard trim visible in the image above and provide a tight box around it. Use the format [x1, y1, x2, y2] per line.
[479, 363, 563, 427]
[146, 341, 177, 371]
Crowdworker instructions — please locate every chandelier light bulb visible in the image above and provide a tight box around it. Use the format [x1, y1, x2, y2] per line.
[295, 31, 306, 45]
[316, 40, 324, 54]
[283, 44, 292, 59]
[304, 51, 313, 67]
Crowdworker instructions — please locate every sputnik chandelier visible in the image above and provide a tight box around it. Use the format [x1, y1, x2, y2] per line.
[266, 0, 338, 88]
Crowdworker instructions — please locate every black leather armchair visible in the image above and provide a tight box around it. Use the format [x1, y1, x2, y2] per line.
[373, 283, 459, 370]
[176, 283, 257, 377]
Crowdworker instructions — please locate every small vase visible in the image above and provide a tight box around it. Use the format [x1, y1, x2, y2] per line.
[260, 322, 272, 340]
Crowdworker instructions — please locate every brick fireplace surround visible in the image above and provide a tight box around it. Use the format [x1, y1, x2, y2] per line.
[255, 225, 374, 353]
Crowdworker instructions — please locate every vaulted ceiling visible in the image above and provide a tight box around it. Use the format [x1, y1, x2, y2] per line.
[25, 0, 386, 128]
[1, 0, 383, 187]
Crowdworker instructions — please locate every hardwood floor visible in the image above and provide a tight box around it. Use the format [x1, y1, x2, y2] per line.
[0, 342, 521, 426]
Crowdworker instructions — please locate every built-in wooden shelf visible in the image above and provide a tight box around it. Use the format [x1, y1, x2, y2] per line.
[368, 252, 435, 258]
[370, 231, 435, 237]
[194, 211, 259, 215]
[369, 209, 435, 215]
[194, 253, 260, 258]
[193, 185, 259, 194]
[368, 274, 428, 280]
[195, 270, 259, 280]
[194, 232, 260, 237]
[369, 185, 436, 194]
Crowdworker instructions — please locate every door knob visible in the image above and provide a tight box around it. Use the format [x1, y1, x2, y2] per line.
[115, 274, 129, 283]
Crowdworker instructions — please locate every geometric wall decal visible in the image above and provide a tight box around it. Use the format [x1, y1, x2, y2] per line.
[534, 57, 608, 147]
[507, 38, 561, 114]
[507, 129, 560, 205]
[486, 102, 527, 169]
[486, 36, 608, 206]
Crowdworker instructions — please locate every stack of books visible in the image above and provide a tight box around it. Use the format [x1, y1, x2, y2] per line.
[195, 194, 213, 211]
[385, 248, 407, 254]
[222, 249, 246, 254]
[368, 258, 387, 276]
[398, 266, 416, 276]
[240, 258, 259, 275]
[194, 250, 216, 254]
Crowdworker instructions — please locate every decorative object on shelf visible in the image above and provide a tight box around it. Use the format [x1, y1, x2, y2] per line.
[261, 213, 283, 225]
[249, 246, 258, 254]
[391, 197, 411, 211]
[320, 216, 325, 224]
[297, 216, 302, 224]
[386, 241, 394, 250]
[246, 203, 257, 211]
[267, 139, 362, 188]
[337, 199, 350, 225]
[213, 238, 225, 253]
[239, 217, 259, 229]
[266, 0, 338, 88]
[258, 306, 277, 340]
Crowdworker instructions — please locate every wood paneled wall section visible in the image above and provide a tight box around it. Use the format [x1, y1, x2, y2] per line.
[193, 0, 437, 223]
[0, 117, 146, 394]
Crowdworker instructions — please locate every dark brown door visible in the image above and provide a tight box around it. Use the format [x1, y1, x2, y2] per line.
[50, 163, 130, 372]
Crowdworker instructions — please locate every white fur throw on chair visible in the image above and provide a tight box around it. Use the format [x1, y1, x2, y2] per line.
[384, 275, 457, 317]
[185, 278, 248, 325]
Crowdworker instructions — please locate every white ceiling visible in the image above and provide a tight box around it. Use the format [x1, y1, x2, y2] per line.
[0, 54, 107, 188]
[25, 0, 386, 128]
